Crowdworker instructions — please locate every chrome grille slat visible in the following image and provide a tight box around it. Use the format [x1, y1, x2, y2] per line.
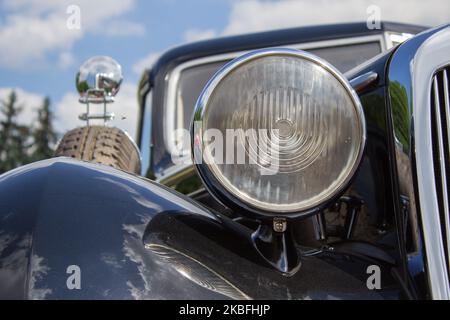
[431, 68, 450, 271]
[442, 69, 450, 268]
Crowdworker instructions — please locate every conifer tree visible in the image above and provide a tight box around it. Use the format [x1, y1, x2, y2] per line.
[0, 91, 30, 173]
[31, 96, 57, 161]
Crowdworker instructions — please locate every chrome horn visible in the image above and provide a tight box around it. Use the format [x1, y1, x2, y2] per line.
[75, 56, 123, 125]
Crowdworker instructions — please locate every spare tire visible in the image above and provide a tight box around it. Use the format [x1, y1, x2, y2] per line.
[55, 125, 141, 174]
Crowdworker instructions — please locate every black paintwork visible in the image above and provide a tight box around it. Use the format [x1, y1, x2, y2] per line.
[0, 158, 401, 299]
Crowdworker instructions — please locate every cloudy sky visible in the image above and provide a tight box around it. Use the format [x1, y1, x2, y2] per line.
[1, 0, 450, 139]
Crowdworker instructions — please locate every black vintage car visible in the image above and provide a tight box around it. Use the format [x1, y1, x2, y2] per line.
[1, 22, 449, 300]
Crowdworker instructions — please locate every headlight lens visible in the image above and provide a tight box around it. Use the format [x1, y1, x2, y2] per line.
[192, 48, 365, 215]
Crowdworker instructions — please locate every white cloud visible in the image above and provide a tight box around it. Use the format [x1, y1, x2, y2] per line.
[133, 27, 219, 75]
[132, 29, 217, 75]
[0, 87, 44, 125]
[1, 0, 68, 15]
[54, 82, 139, 139]
[53, 92, 83, 134]
[93, 20, 146, 37]
[166, 0, 450, 48]
[0, 0, 144, 69]
[132, 52, 161, 75]
[222, 0, 450, 36]
[58, 51, 75, 69]
[183, 28, 217, 42]
[0, 13, 82, 69]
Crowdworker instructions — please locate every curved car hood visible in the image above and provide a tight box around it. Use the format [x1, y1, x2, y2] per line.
[0, 158, 388, 299]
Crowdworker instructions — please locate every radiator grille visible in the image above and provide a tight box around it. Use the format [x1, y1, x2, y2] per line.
[430, 66, 450, 271]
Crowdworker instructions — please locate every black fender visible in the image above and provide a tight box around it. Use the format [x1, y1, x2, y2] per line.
[0, 158, 398, 299]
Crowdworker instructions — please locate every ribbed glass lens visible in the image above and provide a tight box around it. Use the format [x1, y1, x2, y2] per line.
[195, 50, 364, 213]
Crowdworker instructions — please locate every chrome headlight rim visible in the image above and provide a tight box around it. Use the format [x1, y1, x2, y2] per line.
[192, 47, 366, 218]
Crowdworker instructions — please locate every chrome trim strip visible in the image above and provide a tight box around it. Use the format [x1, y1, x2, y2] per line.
[441, 69, 450, 269]
[187, 187, 207, 198]
[156, 163, 194, 186]
[384, 31, 414, 48]
[432, 77, 450, 257]
[349, 71, 378, 93]
[122, 128, 142, 165]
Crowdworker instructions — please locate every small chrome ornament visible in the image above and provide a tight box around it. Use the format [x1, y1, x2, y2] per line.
[75, 56, 123, 125]
[273, 217, 287, 233]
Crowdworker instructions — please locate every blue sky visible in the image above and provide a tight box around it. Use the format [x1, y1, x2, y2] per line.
[0, 0, 230, 100]
[1, 0, 449, 138]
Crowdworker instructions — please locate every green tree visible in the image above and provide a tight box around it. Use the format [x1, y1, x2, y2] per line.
[31, 96, 57, 161]
[0, 91, 30, 173]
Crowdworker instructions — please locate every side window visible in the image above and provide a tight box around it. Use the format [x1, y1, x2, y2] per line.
[308, 41, 382, 73]
[140, 90, 153, 177]
[175, 61, 228, 132]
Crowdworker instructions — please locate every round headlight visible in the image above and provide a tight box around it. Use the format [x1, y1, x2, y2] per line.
[192, 48, 365, 216]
